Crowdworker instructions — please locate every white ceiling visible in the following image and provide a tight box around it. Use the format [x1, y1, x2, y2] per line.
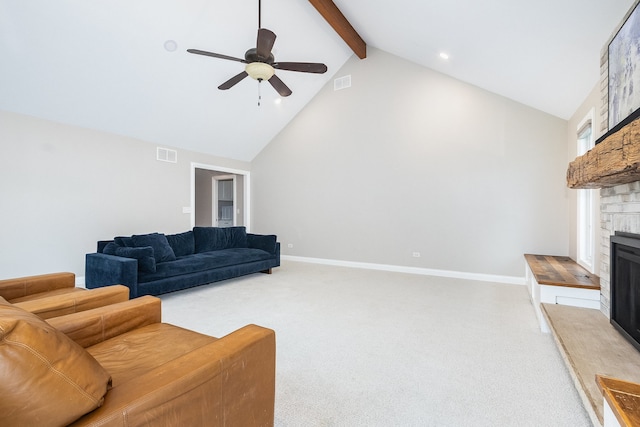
[0, 0, 635, 161]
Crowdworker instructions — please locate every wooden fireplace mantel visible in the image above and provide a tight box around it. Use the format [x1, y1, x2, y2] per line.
[567, 117, 640, 189]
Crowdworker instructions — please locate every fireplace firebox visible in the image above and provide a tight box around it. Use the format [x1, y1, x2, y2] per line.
[611, 231, 640, 352]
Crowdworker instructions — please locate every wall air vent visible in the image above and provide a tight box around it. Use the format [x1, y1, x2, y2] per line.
[334, 75, 351, 91]
[157, 147, 177, 163]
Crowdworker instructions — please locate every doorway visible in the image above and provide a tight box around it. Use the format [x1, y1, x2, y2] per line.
[191, 163, 250, 230]
[213, 175, 235, 227]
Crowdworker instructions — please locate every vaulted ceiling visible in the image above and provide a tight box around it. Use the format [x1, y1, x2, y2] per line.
[0, 1, 634, 161]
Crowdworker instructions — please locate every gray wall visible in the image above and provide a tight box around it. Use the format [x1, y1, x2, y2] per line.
[0, 109, 249, 278]
[251, 48, 569, 278]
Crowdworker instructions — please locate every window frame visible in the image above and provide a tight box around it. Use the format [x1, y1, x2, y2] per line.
[576, 109, 597, 273]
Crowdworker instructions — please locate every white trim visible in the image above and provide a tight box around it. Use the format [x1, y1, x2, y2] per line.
[576, 108, 595, 141]
[576, 108, 597, 274]
[282, 255, 525, 285]
[190, 162, 251, 231]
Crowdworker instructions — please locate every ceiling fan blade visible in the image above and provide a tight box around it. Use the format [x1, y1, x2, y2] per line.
[273, 62, 328, 74]
[187, 49, 247, 63]
[256, 28, 276, 59]
[268, 74, 292, 97]
[218, 71, 249, 90]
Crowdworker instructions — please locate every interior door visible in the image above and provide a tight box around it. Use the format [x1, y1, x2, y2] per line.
[212, 175, 236, 227]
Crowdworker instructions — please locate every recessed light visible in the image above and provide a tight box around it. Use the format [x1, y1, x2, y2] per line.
[274, 98, 282, 105]
[164, 40, 178, 52]
[439, 52, 449, 60]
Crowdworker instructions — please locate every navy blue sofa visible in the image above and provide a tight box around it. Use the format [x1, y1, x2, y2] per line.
[85, 227, 279, 298]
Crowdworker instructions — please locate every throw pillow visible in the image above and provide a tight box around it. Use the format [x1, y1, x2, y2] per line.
[103, 243, 157, 273]
[131, 233, 176, 263]
[0, 297, 111, 426]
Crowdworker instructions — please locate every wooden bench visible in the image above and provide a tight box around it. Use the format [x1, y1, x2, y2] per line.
[524, 254, 600, 332]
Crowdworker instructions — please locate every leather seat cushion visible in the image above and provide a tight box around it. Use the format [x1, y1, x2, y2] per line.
[0, 296, 111, 426]
[87, 323, 218, 387]
[8, 286, 85, 303]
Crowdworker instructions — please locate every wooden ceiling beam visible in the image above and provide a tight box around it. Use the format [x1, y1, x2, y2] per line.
[308, 0, 367, 59]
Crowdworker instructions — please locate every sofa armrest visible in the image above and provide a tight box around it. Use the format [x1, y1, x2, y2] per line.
[85, 253, 139, 297]
[0, 272, 75, 302]
[70, 324, 276, 427]
[14, 285, 130, 320]
[247, 233, 278, 255]
[47, 296, 161, 348]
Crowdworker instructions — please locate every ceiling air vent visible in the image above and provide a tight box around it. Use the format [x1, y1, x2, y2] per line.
[157, 147, 177, 163]
[334, 75, 351, 91]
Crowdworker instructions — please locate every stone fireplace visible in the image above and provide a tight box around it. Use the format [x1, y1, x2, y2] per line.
[567, 117, 640, 318]
[567, 42, 640, 320]
[600, 182, 640, 318]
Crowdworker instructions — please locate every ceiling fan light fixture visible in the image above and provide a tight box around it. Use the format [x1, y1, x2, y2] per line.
[246, 62, 275, 81]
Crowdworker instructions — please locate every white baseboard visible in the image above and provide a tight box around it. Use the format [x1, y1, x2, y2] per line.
[281, 255, 525, 286]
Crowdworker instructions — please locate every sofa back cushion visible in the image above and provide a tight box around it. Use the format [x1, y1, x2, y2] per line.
[166, 231, 195, 257]
[193, 226, 248, 253]
[0, 296, 111, 426]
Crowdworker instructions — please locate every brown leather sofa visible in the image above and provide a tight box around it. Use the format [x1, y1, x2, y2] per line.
[0, 272, 129, 319]
[0, 293, 276, 426]
[0, 272, 79, 300]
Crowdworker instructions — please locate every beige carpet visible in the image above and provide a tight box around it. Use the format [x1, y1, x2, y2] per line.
[160, 260, 592, 427]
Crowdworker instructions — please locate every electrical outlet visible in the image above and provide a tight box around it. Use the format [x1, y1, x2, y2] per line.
[288, 243, 294, 248]
[412, 252, 421, 258]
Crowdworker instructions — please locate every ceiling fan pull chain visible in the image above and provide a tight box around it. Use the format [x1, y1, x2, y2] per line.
[258, 80, 262, 107]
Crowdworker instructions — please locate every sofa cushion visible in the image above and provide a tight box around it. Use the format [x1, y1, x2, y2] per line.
[138, 248, 273, 283]
[114, 236, 134, 247]
[166, 231, 195, 257]
[131, 233, 177, 263]
[0, 296, 111, 426]
[104, 242, 156, 273]
[193, 226, 248, 253]
[248, 234, 278, 254]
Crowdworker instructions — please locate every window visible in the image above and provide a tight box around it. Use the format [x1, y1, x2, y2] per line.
[577, 110, 596, 272]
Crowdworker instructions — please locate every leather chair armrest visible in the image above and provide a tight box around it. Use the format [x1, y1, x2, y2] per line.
[47, 296, 161, 348]
[0, 272, 75, 302]
[69, 324, 276, 427]
[14, 285, 130, 320]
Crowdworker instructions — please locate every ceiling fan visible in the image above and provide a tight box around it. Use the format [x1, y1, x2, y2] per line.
[187, 0, 328, 99]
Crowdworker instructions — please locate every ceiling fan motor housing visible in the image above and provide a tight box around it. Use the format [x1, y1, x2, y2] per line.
[245, 48, 274, 64]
